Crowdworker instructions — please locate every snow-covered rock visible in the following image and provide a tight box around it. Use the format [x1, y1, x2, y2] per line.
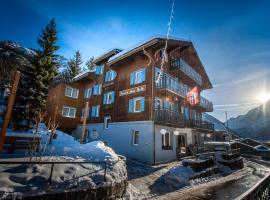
[0, 125, 127, 199]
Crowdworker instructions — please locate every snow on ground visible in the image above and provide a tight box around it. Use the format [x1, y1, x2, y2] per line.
[0, 124, 127, 199]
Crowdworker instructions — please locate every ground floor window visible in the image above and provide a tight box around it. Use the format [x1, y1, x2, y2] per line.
[104, 116, 111, 129]
[132, 130, 139, 145]
[162, 132, 172, 149]
[62, 106, 76, 118]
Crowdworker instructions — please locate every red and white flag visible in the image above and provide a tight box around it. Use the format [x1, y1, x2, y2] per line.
[187, 86, 200, 106]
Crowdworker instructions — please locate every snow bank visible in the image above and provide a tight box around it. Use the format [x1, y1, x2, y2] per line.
[41, 129, 119, 162]
[0, 124, 127, 199]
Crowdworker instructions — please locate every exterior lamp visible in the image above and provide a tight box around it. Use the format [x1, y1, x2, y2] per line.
[160, 129, 167, 135]
[206, 134, 211, 138]
[174, 130, 180, 136]
[200, 133, 205, 138]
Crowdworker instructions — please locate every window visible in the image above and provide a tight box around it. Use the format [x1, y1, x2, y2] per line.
[65, 87, 79, 98]
[103, 91, 115, 105]
[91, 105, 100, 117]
[84, 87, 92, 99]
[104, 116, 111, 129]
[128, 97, 145, 113]
[132, 130, 139, 145]
[105, 70, 117, 82]
[95, 65, 104, 75]
[62, 106, 76, 118]
[81, 108, 90, 119]
[159, 49, 165, 59]
[93, 84, 102, 95]
[130, 68, 146, 85]
[162, 132, 171, 149]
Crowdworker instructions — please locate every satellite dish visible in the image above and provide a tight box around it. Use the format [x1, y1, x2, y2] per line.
[174, 130, 180, 135]
[160, 129, 167, 135]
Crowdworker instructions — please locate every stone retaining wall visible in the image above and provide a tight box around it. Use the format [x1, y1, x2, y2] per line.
[23, 179, 128, 200]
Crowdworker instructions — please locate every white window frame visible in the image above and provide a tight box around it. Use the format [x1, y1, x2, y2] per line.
[104, 91, 114, 105]
[65, 86, 79, 98]
[62, 106, 76, 118]
[134, 69, 144, 85]
[93, 84, 102, 95]
[162, 132, 171, 147]
[105, 70, 116, 82]
[104, 116, 111, 129]
[132, 130, 139, 145]
[133, 97, 141, 113]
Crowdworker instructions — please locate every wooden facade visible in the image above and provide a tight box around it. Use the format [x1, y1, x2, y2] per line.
[46, 37, 214, 133]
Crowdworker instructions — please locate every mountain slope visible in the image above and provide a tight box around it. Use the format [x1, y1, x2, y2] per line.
[226, 101, 270, 140]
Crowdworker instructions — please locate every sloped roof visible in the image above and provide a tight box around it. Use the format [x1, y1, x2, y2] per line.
[107, 35, 212, 89]
[94, 48, 122, 64]
[72, 69, 96, 82]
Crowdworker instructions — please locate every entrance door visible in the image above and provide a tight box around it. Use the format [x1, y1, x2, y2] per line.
[177, 135, 187, 158]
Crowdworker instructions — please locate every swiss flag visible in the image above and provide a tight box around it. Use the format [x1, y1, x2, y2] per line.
[187, 86, 200, 106]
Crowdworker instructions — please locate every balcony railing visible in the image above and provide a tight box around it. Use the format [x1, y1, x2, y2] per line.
[199, 96, 213, 112]
[155, 74, 188, 98]
[154, 109, 184, 126]
[170, 58, 202, 86]
[185, 119, 214, 131]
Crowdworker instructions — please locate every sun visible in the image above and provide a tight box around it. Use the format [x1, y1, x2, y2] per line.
[257, 93, 270, 103]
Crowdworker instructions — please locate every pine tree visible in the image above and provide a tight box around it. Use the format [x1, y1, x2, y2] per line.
[67, 51, 82, 77]
[29, 18, 59, 121]
[85, 56, 95, 70]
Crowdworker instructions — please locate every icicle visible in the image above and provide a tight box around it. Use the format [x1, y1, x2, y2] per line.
[156, 0, 175, 83]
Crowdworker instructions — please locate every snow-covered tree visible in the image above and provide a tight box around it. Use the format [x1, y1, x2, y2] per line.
[85, 56, 95, 70]
[67, 51, 82, 77]
[30, 18, 59, 121]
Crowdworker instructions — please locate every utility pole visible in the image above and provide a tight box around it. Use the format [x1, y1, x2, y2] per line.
[225, 111, 228, 128]
[0, 71, 21, 151]
[80, 102, 89, 144]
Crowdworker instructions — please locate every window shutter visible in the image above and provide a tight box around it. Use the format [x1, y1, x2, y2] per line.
[113, 71, 116, 80]
[128, 99, 133, 113]
[105, 72, 108, 82]
[81, 108, 84, 118]
[89, 88, 92, 97]
[91, 107, 95, 117]
[142, 68, 146, 82]
[130, 72, 135, 85]
[99, 84, 102, 94]
[112, 91, 115, 103]
[95, 66, 100, 75]
[84, 89, 87, 99]
[103, 93, 107, 105]
[140, 97, 145, 112]
[100, 66, 104, 75]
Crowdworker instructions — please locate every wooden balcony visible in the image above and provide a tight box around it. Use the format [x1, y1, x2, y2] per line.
[170, 58, 202, 86]
[155, 74, 188, 98]
[154, 109, 184, 127]
[185, 119, 214, 131]
[199, 96, 213, 112]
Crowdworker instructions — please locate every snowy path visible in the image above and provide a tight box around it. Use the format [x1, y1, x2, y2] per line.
[123, 159, 270, 200]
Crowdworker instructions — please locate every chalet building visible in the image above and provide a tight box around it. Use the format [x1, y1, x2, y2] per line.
[47, 36, 216, 164]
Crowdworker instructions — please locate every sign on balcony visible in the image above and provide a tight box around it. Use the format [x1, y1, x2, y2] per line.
[119, 85, 146, 96]
[187, 86, 200, 106]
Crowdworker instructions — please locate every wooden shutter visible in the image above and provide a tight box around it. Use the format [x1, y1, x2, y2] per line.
[140, 97, 145, 112]
[128, 99, 133, 112]
[130, 72, 135, 85]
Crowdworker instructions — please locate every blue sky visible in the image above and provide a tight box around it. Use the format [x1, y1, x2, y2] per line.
[1, 0, 270, 121]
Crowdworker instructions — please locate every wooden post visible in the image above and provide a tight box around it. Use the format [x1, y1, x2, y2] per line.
[80, 102, 89, 144]
[0, 71, 21, 151]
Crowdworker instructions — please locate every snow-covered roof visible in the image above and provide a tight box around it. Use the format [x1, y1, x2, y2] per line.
[107, 35, 191, 65]
[72, 69, 96, 81]
[94, 48, 123, 64]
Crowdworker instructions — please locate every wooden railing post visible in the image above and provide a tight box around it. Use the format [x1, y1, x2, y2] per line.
[80, 102, 89, 144]
[0, 71, 20, 151]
